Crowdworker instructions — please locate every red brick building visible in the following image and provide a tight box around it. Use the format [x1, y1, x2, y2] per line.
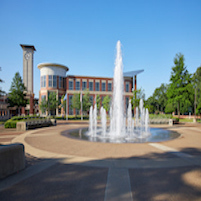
[38, 63, 143, 116]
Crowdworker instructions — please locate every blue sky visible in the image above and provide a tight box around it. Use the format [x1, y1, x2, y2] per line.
[0, 0, 201, 99]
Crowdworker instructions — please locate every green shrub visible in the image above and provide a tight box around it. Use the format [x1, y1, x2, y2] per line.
[4, 120, 17, 128]
[149, 114, 172, 119]
[172, 118, 179, 123]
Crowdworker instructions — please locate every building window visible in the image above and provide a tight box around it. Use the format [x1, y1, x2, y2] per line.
[95, 82, 100, 91]
[69, 80, 73, 90]
[76, 109, 80, 115]
[41, 76, 46, 88]
[53, 75, 57, 88]
[126, 97, 129, 109]
[63, 77, 66, 88]
[108, 83, 112, 91]
[58, 95, 62, 114]
[41, 95, 46, 100]
[90, 95, 93, 105]
[76, 80, 80, 90]
[59, 77, 63, 88]
[126, 82, 129, 92]
[89, 81, 93, 91]
[48, 75, 57, 88]
[69, 95, 73, 115]
[82, 81, 87, 90]
[102, 82, 106, 91]
[48, 75, 52, 87]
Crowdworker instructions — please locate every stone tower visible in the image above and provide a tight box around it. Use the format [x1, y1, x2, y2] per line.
[20, 44, 36, 115]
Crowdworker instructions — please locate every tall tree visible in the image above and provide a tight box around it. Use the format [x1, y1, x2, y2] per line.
[131, 88, 145, 109]
[167, 53, 193, 117]
[8, 72, 27, 115]
[193, 66, 201, 116]
[0, 67, 5, 96]
[72, 93, 81, 115]
[96, 94, 101, 111]
[39, 97, 47, 114]
[152, 83, 168, 113]
[47, 91, 58, 116]
[82, 89, 91, 114]
[102, 95, 111, 112]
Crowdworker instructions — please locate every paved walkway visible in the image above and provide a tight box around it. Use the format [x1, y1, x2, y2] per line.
[0, 121, 201, 200]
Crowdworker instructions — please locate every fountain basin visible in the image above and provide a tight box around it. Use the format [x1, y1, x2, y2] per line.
[61, 128, 180, 143]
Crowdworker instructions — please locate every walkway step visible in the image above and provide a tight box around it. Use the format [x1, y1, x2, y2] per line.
[104, 167, 132, 201]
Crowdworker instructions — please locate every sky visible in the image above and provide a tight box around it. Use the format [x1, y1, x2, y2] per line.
[0, 0, 201, 99]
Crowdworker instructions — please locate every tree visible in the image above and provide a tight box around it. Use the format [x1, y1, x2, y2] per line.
[102, 95, 111, 112]
[60, 94, 66, 114]
[47, 92, 58, 116]
[152, 83, 168, 113]
[167, 53, 193, 117]
[39, 97, 47, 114]
[96, 94, 101, 111]
[193, 66, 201, 116]
[0, 67, 5, 96]
[131, 88, 145, 109]
[8, 72, 27, 115]
[145, 96, 156, 114]
[72, 93, 81, 115]
[82, 89, 91, 114]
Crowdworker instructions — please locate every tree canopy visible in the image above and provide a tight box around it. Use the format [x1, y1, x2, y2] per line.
[72, 93, 81, 114]
[102, 95, 111, 112]
[0, 67, 5, 96]
[166, 53, 193, 117]
[193, 66, 201, 115]
[8, 72, 27, 114]
[131, 88, 145, 109]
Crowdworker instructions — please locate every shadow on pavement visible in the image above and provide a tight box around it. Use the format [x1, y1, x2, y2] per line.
[0, 148, 201, 201]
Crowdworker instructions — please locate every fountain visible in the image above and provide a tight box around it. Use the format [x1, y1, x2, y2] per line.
[87, 41, 151, 142]
[62, 41, 180, 143]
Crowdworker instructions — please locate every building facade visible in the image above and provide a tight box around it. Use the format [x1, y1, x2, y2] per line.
[38, 63, 142, 116]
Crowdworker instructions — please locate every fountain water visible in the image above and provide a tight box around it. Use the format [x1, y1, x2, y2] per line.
[88, 40, 151, 142]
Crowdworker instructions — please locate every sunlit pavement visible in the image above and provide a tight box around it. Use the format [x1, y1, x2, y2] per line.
[0, 121, 201, 201]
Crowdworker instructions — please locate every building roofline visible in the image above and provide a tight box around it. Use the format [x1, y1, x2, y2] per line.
[37, 63, 69, 71]
[123, 70, 144, 77]
[67, 75, 113, 79]
[20, 44, 36, 51]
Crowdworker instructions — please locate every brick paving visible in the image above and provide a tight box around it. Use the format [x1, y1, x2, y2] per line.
[0, 121, 201, 201]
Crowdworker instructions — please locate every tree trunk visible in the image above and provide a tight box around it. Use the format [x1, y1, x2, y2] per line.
[178, 102, 180, 119]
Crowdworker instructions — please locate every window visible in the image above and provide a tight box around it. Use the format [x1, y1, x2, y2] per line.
[76, 109, 80, 115]
[69, 80, 73, 90]
[58, 95, 62, 114]
[76, 80, 80, 90]
[41, 95, 46, 100]
[126, 97, 129, 109]
[41, 76, 46, 88]
[89, 81, 93, 91]
[43, 76, 46, 87]
[95, 82, 100, 91]
[48, 75, 57, 88]
[126, 82, 129, 92]
[53, 75, 57, 88]
[90, 95, 93, 105]
[108, 83, 112, 91]
[59, 77, 63, 88]
[69, 95, 73, 115]
[82, 81, 87, 90]
[63, 77, 66, 88]
[102, 82, 106, 91]
[48, 75, 52, 87]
